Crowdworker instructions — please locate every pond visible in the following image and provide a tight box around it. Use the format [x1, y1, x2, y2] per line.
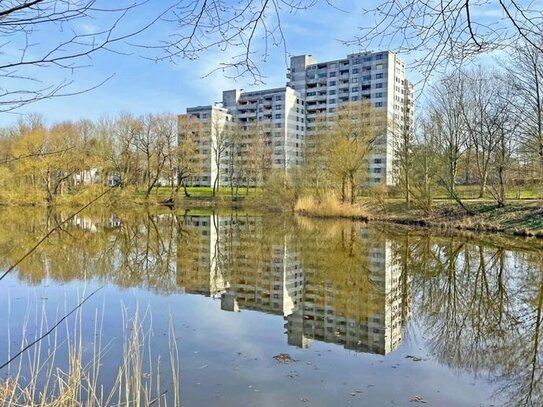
[1, 208, 542, 406]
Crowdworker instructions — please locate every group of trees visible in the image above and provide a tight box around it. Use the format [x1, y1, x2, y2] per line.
[396, 38, 543, 211]
[178, 115, 273, 198]
[300, 101, 386, 204]
[0, 112, 190, 203]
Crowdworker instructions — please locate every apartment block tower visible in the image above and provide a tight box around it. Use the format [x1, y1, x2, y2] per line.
[287, 51, 414, 185]
[179, 104, 232, 186]
[180, 87, 305, 187]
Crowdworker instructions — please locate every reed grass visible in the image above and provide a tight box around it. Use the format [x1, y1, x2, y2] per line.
[295, 195, 370, 219]
[0, 297, 180, 407]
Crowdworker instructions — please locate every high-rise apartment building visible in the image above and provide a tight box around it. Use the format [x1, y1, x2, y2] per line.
[179, 87, 305, 187]
[287, 51, 413, 185]
[222, 87, 306, 171]
[180, 50, 412, 187]
[179, 104, 232, 187]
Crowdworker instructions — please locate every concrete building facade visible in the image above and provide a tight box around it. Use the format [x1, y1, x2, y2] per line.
[180, 50, 413, 187]
[178, 104, 232, 187]
[287, 51, 413, 185]
[180, 87, 305, 187]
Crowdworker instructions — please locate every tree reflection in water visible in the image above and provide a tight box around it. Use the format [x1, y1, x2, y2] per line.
[1, 208, 543, 405]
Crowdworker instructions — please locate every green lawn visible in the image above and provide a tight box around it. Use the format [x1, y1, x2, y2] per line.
[140, 186, 263, 199]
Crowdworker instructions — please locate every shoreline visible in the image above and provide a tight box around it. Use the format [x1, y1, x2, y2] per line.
[295, 199, 543, 240]
[2, 192, 543, 241]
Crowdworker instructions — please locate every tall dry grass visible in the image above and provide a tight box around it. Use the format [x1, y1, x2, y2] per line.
[294, 195, 370, 219]
[0, 298, 180, 407]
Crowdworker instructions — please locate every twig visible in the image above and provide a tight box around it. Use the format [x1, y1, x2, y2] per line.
[0, 286, 103, 370]
[0, 187, 114, 282]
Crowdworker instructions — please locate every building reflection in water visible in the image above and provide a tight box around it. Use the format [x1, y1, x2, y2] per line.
[176, 215, 411, 355]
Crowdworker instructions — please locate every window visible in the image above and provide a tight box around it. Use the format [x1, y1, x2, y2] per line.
[352, 68, 359, 74]
[352, 87, 359, 92]
[329, 90, 336, 95]
[275, 123, 282, 128]
[352, 77, 358, 83]
[373, 168, 382, 173]
[275, 114, 281, 119]
[275, 95, 282, 101]
[329, 98, 336, 104]
[376, 63, 384, 69]
[375, 53, 383, 60]
[275, 104, 282, 110]
[329, 80, 336, 86]
[329, 71, 337, 77]
[374, 158, 383, 164]
[307, 91, 316, 97]
[375, 92, 383, 98]
[352, 96, 359, 101]
[362, 75, 371, 81]
[375, 101, 383, 107]
[376, 73, 383, 79]
[329, 107, 336, 113]
[375, 83, 383, 89]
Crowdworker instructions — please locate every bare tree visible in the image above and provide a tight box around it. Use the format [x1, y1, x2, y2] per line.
[246, 120, 272, 190]
[395, 110, 415, 206]
[428, 73, 471, 213]
[311, 101, 384, 204]
[506, 37, 543, 188]
[210, 114, 231, 197]
[0, 1, 179, 113]
[345, 1, 543, 80]
[177, 114, 201, 197]
[409, 114, 441, 213]
[151, 0, 320, 83]
[461, 68, 504, 198]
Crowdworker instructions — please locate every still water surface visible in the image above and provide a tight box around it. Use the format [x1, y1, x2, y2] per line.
[1, 209, 543, 406]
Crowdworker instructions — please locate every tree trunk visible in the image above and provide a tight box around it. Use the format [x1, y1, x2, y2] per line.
[478, 171, 487, 199]
[349, 171, 356, 205]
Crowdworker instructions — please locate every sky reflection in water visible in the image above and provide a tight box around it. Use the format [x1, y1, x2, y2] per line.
[1, 209, 541, 406]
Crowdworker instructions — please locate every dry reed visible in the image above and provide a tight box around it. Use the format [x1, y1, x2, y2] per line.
[0, 298, 180, 407]
[294, 195, 370, 219]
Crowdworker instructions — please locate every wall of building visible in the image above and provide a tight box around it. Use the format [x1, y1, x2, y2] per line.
[180, 51, 413, 187]
[287, 51, 414, 186]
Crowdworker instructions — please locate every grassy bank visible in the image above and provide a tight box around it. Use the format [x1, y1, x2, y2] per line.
[2, 183, 543, 240]
[376, 199, 543, 237]
[296, 195, 543, 239]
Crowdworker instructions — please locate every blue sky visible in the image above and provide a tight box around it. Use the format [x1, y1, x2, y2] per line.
[1, 0, 509, 127]
[0, 1, 396, 126]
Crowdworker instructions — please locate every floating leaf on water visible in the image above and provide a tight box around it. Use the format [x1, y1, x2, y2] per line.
[273, 353, 297, 364]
